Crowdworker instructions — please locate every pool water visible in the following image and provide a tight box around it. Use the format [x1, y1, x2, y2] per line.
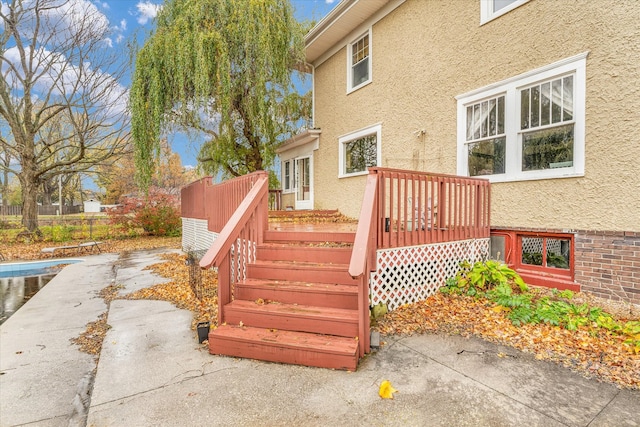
[0, 259, 81, 325]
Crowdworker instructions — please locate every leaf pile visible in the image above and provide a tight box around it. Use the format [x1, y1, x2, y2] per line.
[70, 283, 124, 356]
[70, 312, 110, 356]
[2, 236, 181, 260]
[122, 253, 218, 330]
[268, 211, 356, 224]
[375, 292, 640, 389]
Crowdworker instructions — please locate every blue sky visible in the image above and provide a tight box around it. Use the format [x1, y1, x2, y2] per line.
[96, 0, 338, 169]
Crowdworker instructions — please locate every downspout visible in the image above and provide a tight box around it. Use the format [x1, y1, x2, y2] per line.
[309, 63, 316, 129]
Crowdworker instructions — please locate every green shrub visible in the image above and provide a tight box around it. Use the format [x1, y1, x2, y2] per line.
[49, 224, 74, 242]
[442, 260, 640, 352]
[441, 259, 527, 297]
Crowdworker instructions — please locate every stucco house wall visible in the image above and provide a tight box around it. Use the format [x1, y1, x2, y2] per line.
[307, 0, 639, 303]
[313, 0, 639, 232]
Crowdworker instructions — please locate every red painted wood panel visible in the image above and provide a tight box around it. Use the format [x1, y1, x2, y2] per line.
[209, 325, 358, 371]
[235, 278, 358, 310]
[224, 300, 359, 338]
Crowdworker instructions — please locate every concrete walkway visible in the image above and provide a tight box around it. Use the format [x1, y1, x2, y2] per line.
[1, 250, 638, 426]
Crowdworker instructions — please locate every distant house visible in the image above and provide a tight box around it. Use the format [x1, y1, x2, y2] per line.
[277, 0, 640, 304]
[83, 199, 101, 213]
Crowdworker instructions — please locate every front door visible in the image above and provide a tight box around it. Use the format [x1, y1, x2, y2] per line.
[295, 155, 313, 210]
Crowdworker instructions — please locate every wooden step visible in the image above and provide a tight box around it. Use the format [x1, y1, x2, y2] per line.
[256, 243, 352, 264]
[264, 230, 355, 244]
[247, 260, 357, 285]
[223, 299, 359, 337]
[235, 278, 358, 309]
[209, 324, 358, 371]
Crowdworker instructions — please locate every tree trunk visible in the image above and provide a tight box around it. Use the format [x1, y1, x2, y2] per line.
[20, 174, 40, 232]
[1, 159, 9, 207]
[42, 188, 53, 206]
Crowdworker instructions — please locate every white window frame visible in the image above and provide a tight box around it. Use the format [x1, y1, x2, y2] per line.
[456, 52, 588, 183]
[281, 159, 297, 194]
[480, 0, 529, 25]
[338, 123, 382, 178]
[347, 29, 372, 94]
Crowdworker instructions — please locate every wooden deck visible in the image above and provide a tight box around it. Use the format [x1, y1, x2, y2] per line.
[182, 168, 490, 370]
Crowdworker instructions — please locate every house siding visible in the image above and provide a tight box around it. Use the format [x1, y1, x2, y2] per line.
[309, 0, 639, 303]
[312, 0, 640, 232]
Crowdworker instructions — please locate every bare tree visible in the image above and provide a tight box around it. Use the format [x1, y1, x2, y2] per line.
[0, 0, 130, 232]
[0, 137, 10, 206]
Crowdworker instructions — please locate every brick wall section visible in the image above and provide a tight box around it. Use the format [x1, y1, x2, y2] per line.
[574, 230, 640, 305]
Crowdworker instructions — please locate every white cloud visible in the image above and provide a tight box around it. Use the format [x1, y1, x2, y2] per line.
[3, 43, 129, 120]
[325, 0, 336, 3]
[136, 1, 161, 25]
[109, 17, 126, 44]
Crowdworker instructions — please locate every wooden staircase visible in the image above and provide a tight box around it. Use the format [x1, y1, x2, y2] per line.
[208, 227, 362, 370]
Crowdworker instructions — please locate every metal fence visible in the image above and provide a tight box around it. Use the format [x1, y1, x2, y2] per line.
[186, 249, 215, 301]
[2, 216, 112, 242]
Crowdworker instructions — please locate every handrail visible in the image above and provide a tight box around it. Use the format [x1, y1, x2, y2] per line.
[348, 172, 379, 279]
[199, 173, 269, 269]
[347, 171, 379, 357]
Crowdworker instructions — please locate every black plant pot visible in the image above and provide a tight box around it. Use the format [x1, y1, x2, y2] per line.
[197, 321, 210, 343]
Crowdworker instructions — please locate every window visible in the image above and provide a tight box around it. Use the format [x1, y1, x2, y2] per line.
[456, 53, 587, 183]
[491, 229, 577, 290]
[480, 0, 529, 24]
[520, 76, 574, 171]
[466, 95, 506, 176]
[283, 161, 291, 191]
[282, 159, 296, 193]
[520, 236, 571, 271]
[347, 30, 371, 93]
[339, 124, 382, 178]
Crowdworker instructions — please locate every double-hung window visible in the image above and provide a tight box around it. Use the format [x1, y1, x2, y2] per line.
[347, 30, 371, 93]
[339, 124, 382, 178]
[457, 53, 587, 183]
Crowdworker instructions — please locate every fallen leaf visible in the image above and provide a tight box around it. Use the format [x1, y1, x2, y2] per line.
[379, 380, 398, 399]
[375, 291, 640, 390]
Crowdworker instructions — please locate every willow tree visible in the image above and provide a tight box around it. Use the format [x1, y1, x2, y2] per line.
[130, 0, 310, 188]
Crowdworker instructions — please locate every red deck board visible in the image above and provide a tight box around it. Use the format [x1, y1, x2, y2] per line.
[227, 299, 357, 321]
[235, 278, 358, 310]
[209, 325, 359, 370]
[224, 299, 359, 337]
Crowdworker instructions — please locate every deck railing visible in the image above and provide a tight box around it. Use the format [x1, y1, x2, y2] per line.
[349, 168, 491, 354]
[371, 167, 490, 249]
[198, 172, 269, 325]
[181, 171, 270, 233]
[268, 189, 282, 211]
